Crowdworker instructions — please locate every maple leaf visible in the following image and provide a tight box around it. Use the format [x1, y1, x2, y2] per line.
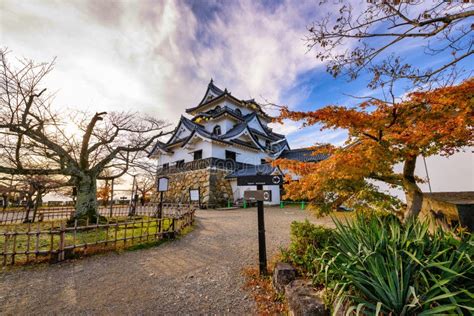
[275, 79, 473, 220]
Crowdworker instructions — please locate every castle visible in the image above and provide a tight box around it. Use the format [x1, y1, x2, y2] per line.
[149, 80, 323, 207]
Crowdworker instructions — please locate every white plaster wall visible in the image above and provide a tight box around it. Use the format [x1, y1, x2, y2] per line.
[158, 139, 213, 166]
[211, 143, 269, 164]
[204, 117, 238, 134]
[247, 116, 267, 132]
[220, 101, 253, 116]
[157, 139, 272, 167]
[169, 125, 191, 142]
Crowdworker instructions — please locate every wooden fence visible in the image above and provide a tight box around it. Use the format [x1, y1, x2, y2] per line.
[0, 203, 197, 225]
[0, 208, 195, 267]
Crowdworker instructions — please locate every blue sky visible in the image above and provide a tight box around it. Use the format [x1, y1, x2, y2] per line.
[1, 0, 472, 193]
[1, 0, 468, 145]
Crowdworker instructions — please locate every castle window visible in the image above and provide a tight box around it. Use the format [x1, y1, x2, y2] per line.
[214, 105, 221, 111]
[193, 150, 202, 161]
[261, 159, 267, 165]
[213, 125, 221, 135]
[235, 108, 242, 116]
[265, 139, 271, 148]
[175, 160, 185, 168]
[162, 163, 169, 171]
[225, 150, 236, 162]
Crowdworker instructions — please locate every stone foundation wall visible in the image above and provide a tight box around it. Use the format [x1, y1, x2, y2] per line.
[152, 168, 234, 208]
[420, 194, 474, 231]
[209, 169, 234, 207]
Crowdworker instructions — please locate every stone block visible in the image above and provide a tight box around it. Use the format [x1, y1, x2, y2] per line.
[285, 280, 329, 316]
[272, 262, 297, 293]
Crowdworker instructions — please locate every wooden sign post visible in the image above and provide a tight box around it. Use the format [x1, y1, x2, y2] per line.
[157, 177, 169, 219]
[238, 174, 282, 275]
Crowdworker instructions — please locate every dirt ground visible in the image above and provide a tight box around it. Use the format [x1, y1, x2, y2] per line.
[0, 206, 338, 315]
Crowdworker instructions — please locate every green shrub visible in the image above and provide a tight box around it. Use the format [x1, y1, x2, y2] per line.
[317, 214, 474, 315]
[282, 220, 334, 275]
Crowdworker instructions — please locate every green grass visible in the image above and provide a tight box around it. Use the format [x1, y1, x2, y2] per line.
[0, 216, 189, 266]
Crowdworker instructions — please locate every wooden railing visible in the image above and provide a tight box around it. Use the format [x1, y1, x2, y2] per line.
[0, 203, 194, 225]
[0, 207, 195, 267]
[157, 157, 255, 175]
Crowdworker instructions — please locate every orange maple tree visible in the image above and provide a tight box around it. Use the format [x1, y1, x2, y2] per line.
[275, 79, 473, 220]
[96, 183, 111, 206]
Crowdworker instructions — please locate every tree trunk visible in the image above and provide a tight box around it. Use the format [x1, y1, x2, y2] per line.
[31, 190, 43, 222]
[72, 174, 100, 224]
[23, 190, 35, 223]
[403, 155, 424, 221]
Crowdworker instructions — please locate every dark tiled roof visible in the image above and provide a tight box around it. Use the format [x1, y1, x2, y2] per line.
[278, 149, 328, 162]
[424, 192, 474, 204]
[180, 116, 210, 137]
[230, 139, 259, 150]
[197, 79, 224, 106]
[263, 126, 285, 139]
[222, 122, 247, 139]
[193, 106, 244, 122]
[249, 128, 283, 141]
[225, 164, 281, 178]
[186, 80, 271, 119]
[270, 139, 290, 153]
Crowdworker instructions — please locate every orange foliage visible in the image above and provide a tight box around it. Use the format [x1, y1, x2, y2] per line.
[96, 184, 111, 202]
[275, 79, 473, 214]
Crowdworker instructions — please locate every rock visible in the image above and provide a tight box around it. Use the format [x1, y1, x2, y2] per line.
[272, 262, 297, 293]
[285, 280, 329, 316]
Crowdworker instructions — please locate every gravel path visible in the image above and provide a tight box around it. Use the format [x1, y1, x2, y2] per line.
[0, 207, 335, 315]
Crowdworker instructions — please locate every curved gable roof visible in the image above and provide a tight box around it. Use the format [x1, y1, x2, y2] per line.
[196, 79, 224, 107]
[221, 122, 267, 151]
[186, 80, 271, 120]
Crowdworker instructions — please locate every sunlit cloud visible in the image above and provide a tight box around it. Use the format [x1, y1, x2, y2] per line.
[0, 0, 331, 124]
[1, 0, 471, 194]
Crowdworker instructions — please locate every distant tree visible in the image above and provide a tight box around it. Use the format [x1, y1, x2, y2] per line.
[308, 1, 473, 88]
[0, 175, 67, 221]
[276, 79, 473, 220]
[0, 50, 169, 223]
[135, 173, 156, 205]
[97, 182, 112, 206]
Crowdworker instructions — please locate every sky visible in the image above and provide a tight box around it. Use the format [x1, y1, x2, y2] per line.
[1, 0, 472, 197]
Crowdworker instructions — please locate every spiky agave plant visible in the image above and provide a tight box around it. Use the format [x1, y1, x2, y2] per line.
[318, 214, 473, 315]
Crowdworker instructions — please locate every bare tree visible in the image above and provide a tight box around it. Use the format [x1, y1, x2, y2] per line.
[6, 176, 68, 222]
[0, 50, 170, 223]
[308, 1, 473, 89]
[135, 173, 156, 205]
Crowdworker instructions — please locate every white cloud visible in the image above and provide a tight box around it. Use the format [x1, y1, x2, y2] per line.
[1, 0, 471, 195]
[269, 120, 302, 136]
[289, 126, 348, 148]
[0, 0, 330, 124]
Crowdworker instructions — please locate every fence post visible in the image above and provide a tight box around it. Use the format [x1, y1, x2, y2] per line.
[301, 201, 305, 210]
[171, 218, 176, 237]
[58, 222, 66, 262]
[243, 199, 247, 209]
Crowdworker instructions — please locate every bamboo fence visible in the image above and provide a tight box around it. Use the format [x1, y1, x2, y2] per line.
[0, 207, 195, 267]
[0, 203, 195, 224]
